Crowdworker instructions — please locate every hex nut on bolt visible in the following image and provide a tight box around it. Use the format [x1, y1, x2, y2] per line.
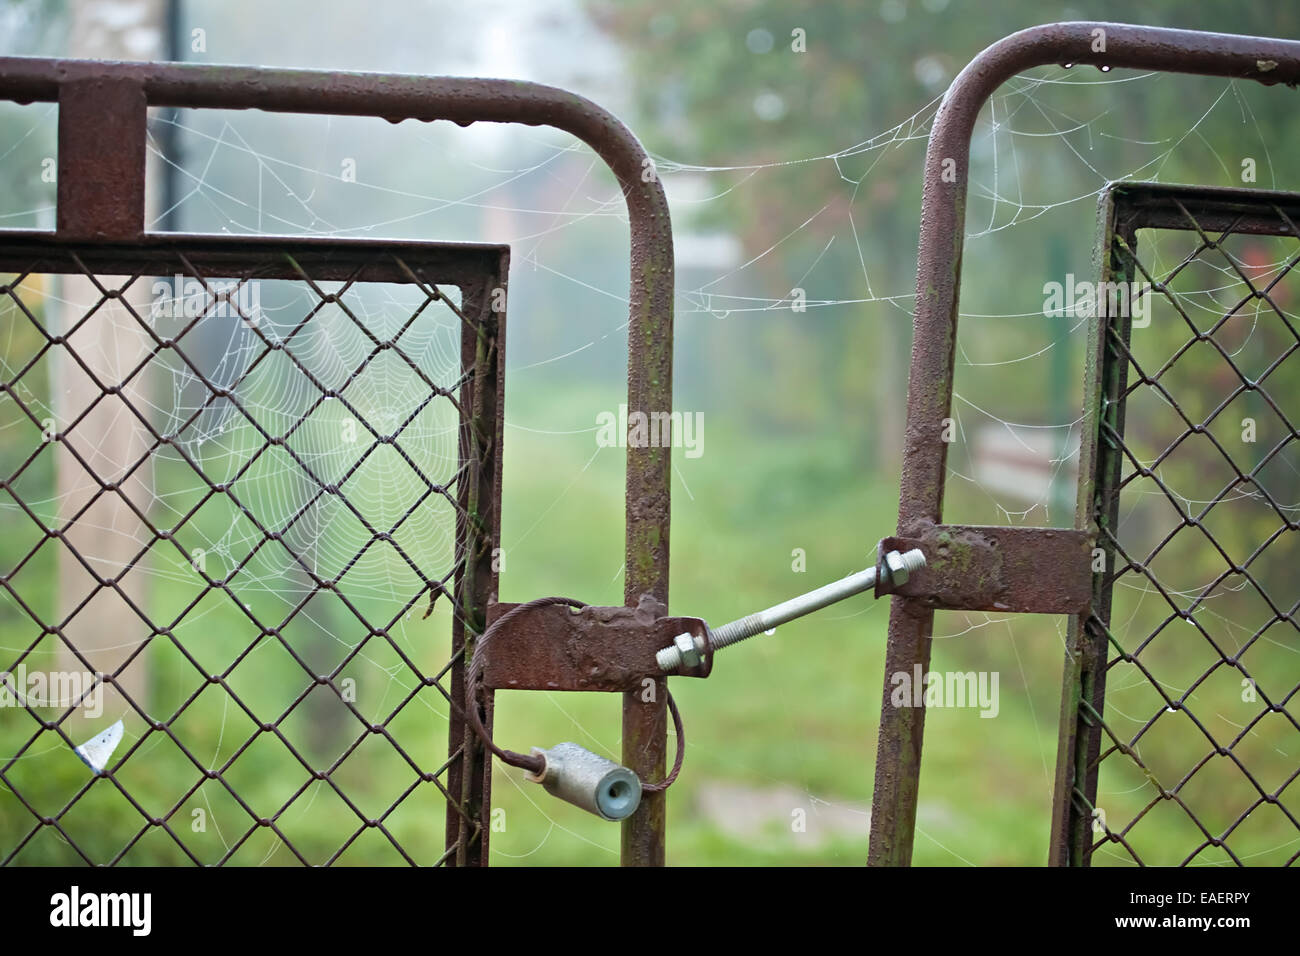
[672, 631, 700, 670]
[885, 549, 911, 587]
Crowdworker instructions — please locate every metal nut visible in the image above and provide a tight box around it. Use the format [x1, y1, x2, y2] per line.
[885, 550, 910, 588]
[672, 631, 700, 670]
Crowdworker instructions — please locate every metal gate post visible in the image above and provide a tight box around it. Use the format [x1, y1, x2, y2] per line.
[1046, 193, 1137, 866]
[447, 267, 509, 867]
[870, 23, 1300, 866]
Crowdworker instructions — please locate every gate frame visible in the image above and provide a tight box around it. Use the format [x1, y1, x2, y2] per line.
[1052, 180, 1300, 866]
[0, 233, 507, 866]
[869, 22, 1300, 866]
[0, 57, 675, 866]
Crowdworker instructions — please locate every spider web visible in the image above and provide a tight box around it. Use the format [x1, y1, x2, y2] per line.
[0, 35, 1296, 866]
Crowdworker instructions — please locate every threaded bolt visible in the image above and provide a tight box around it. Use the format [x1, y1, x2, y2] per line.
[656, 548, 925, 672]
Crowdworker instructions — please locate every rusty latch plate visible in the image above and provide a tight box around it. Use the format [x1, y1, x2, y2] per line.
[482, 596, 707, 692]
[883, 524, 1094, 615]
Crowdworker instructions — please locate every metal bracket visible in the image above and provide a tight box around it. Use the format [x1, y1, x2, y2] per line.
[482, 594, 708, 692]
[57, 75, 147, 241]
[882, 523, 1094, 615]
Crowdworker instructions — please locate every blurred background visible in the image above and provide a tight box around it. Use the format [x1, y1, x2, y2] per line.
[0, 0, 1297, 865]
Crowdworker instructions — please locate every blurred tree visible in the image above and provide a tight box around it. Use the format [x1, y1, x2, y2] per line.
[588, 0, 1300, 475]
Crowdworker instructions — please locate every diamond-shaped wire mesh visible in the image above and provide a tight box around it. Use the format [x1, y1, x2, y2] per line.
[1078, 192, 1300, 866]
[0, 243, 500, 865]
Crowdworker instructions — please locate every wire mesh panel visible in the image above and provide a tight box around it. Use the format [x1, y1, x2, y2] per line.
[1054, 184, 1300, 866]
[0, 236, 506, 865]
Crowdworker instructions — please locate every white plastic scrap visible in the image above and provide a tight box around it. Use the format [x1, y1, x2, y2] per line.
[74, 720, 124, 775]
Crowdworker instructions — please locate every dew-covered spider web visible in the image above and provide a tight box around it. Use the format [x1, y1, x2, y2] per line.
[0, 37, 1296, 866]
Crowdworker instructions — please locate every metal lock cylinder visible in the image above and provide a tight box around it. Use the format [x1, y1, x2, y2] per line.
[526, 742, 642, 821]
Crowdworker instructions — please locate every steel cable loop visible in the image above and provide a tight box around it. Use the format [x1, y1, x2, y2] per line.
[638, 689, 685, 792]
[465, 595, 687, 792]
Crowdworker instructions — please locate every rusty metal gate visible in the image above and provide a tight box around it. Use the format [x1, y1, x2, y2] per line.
[5, 24, 1299, 871]
[0, 60, 674, 865]
[870, 24, 1300, 866]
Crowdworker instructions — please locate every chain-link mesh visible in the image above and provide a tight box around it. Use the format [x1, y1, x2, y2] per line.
[0, 242, 501, 865]
[1075, 190, 1300, 866]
